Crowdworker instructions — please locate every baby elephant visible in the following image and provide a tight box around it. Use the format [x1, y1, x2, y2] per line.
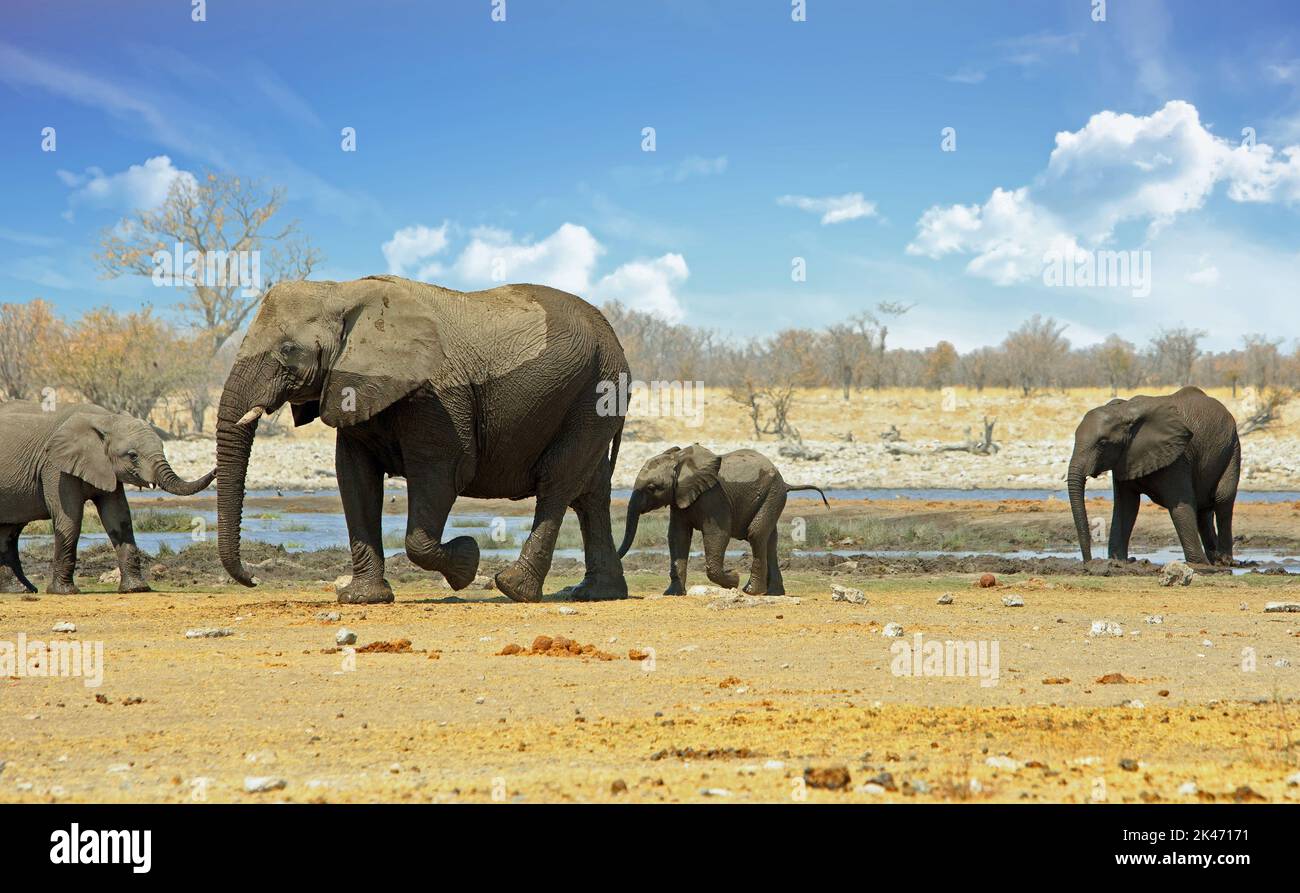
[0, 401, 215, 594]
[617, 444, 828, 595]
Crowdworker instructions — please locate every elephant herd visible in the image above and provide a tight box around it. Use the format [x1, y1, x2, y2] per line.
[0, 276, 1242, 600]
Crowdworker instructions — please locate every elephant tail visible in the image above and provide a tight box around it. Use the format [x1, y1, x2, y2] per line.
[787, 484, 830, 507]
[609, 421, 623, 471]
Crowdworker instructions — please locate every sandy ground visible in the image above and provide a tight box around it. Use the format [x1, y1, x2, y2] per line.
[2, 566, 1298, 803]
[163, 386, 1300, 491]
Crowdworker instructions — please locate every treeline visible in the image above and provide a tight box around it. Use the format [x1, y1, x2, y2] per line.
[605, 303, 1299, 397]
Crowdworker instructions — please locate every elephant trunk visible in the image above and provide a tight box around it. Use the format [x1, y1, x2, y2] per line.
[155, 458, 216, 496]
[617, 490, 645, 559]
[215, 360, 265, 587]
[1067, 452, 1092, 562]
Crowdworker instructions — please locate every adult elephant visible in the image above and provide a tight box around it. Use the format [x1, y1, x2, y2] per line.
[215, 275, 629, 604]
[0, 401, 214, 594]
[1067, 387, 1240, 566]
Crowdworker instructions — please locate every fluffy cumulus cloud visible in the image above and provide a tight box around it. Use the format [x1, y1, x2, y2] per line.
[381, 222, 450, 279]
[57, 155, 195, 218]
[778, 192, 878, 224]
[591, 253, 688, 322]
[386, 222, 689, 320]
[908, 100, 1300, 283]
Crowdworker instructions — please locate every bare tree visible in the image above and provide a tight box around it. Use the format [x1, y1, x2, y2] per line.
[1003, 315, 1069, 396]
[1095, 334, 1140, 396]
[1147, 326, 1204, 387]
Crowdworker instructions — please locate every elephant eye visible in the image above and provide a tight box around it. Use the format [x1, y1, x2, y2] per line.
[127, 450, 139, 462]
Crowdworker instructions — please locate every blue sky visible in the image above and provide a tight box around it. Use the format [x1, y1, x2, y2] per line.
[1, 0, 1298, 350]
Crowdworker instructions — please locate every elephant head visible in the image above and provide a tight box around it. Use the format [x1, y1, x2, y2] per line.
[617, 444, 721, 557]
[46, 408, 215, 495]
[1067, 397, 1192, 560]
[216, 276, 445, 586]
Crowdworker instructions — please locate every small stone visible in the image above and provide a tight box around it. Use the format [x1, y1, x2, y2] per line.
[1264, 601, 1300, 613]
[1177, 781, 1198, 796]
[335, 628, 357, 646]
[907, 778, 931, 795]
[1144, 615, 1163, 625]
[830, 584, 867, 605]
[700, 787, 732, 797]
[610, 779, 628, 795]
[1001, 594, 1024, 608]
[558, 606, 578, 615]
[1124, 699, 1145, 709]
[860, 782, 886, 794]
[243, 776, 286, 793]
[316, 611, 341, 622]
[332, 575, 352, 592]
[882, 622, 905, 638]
[1160, 561, 1194, 587]
[687, 584, 728, 596]
[185, 627, 234, 639]
[474, 696, 486, 705]
[1119, 758, 1140, 772]
[1275, 659, 1292, 668]
[1285, 772, 1300, 787]
[985, 755, 1020, 771]
[1089, 620, 1123, 637]
[936, 593, 954, 605]
[98, 568, 121, 584]
[52, 621, 76, 633]
[804, 765, 852, 790]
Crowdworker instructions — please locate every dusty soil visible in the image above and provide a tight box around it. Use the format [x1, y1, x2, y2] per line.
[2, 566, 1298, 803]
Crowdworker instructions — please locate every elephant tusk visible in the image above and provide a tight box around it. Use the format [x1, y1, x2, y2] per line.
[236, 406, 266, 427]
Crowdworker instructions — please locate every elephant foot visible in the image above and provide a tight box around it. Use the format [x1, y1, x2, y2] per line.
[567, 572, 628, 602]
[337, 577, 395, 604]
[0, 567, 34, 594]
[48, 580, 81, 595]
[663, 580, 686, 596]
[495, 562, 543, 603]
[119, 578, 152, 594]
[440, 536, 480, 591]
[708, 572, 741, 590]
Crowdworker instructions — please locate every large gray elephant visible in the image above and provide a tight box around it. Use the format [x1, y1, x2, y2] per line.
[1068, 386, 1240, 566]
[617, 444, 828, 595]
[0, 401, 214, 594]
[215, 275, 629, 604]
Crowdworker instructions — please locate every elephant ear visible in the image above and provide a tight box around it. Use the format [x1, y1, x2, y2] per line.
[1116, 402, 1192, 480]
[320, 277, 447, 427]
[45, 411, 117, 491]
[674, 444, 722, 509]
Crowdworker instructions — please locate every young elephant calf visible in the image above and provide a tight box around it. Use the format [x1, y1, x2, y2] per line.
[0, 401, 215, 594]
[617, 444, 828, 595]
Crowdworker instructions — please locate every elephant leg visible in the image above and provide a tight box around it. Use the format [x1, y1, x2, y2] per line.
[93, 488, 150, 593]
[1107, 486, 1139, 561]
[742, 534, 769, 595]
[0, 524, 36, 593]
[742, 488, 786, 595]
[1214, 501, 1235, 566]
[45, 474, 85, 595]
[495, 490, 569, 603]
[663, 511, 693, 595]
[564, 456, 628, 602]
[701, 522, 739, 590]
[405, 460, 478, 591]
[1196, 508, 1218, 564]
[1167, 500, 1209, 565]
[335, 434, 393, 605]
[765, 528, 785, 595]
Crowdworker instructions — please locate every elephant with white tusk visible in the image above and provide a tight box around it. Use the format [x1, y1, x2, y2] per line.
[1067, 386, 1240, 566]
[213, 275, 630, 604]
[0, 401, 215, 594]
[618, 444, 829, 596]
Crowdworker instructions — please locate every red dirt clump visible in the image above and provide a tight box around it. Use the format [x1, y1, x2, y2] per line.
[804, 766, 852, 790]
[497, 635, 616, 660]
[356, 638, 413, 653]
[1095, 672, 1133, 684]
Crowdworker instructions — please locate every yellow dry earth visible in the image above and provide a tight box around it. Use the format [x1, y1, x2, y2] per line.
[2, 569, 1299, 803]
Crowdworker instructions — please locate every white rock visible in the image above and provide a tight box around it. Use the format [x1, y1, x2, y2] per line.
[1177, 781, 1198, 796]
[830, 584, 867, 605]
[1144, 615, 1164, 625]
[1089, 620, 1123, 637]
[1275, 659, 1292, 668]
[882, 622, 905, 638]
[332, 575, 352, 591]
[936, 593, 954, 605]
[1160, 561, 1194, 587]
[985, 755, 1021, 770]
[98, 568, 121, 584]
[1286, 772, 1300, 787]
[243, 776, 286, 793]
[687, 584, 728, 596]
[1264, 601, 1300, 613]
[335, 628, 357, 646]
[558, 606, 579, 615]
[316, 611, 340, 622]
[860, 782, 887, 794]
[1001, 594, 1024, 608]
[185, 628, 234, 639]
[52, 621, 76, 633]
[700, 787, 732, 797]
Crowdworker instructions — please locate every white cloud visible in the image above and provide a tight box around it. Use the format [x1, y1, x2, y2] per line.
[908, 101, 1300, 284]
[778, 192, 878, 225]
[1185, 257, 1220, 286]
[382, 223, 450, 280]
[671, 155, 728, 181]
[592, 253, 689, 322]
[452, 223, 605, 294]
[58, 155, 195, 218]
